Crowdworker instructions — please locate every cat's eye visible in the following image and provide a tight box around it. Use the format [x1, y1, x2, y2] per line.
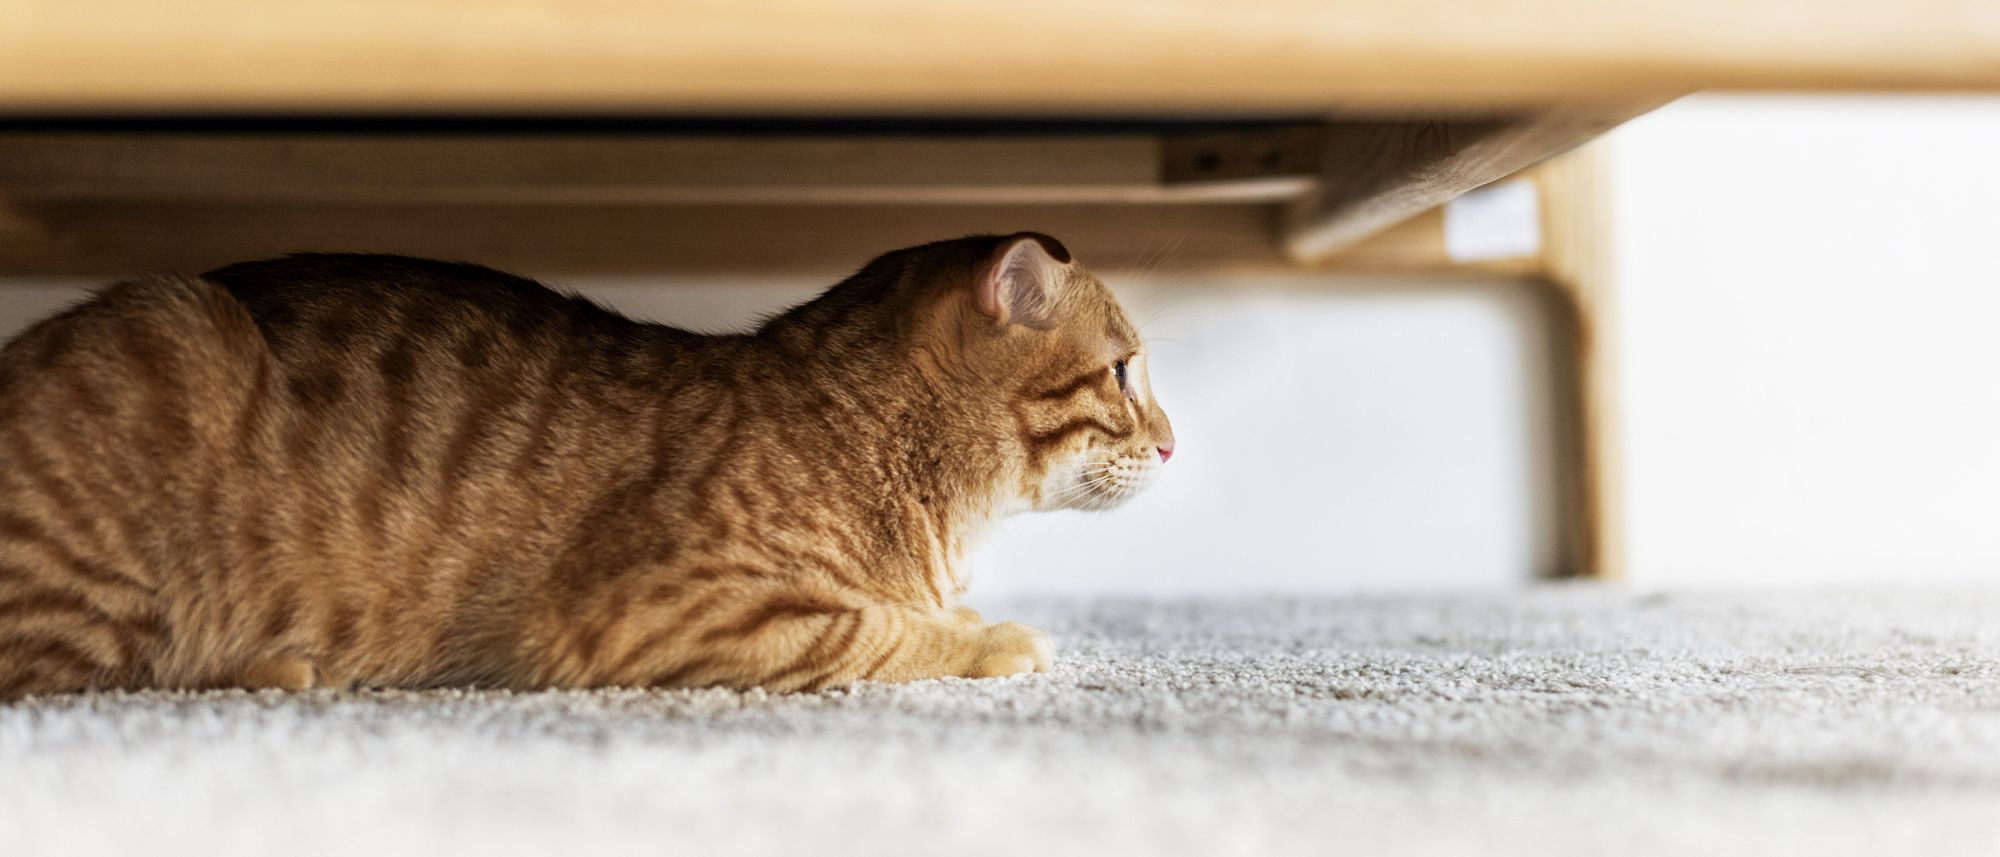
[1112, 359, 1128, 391]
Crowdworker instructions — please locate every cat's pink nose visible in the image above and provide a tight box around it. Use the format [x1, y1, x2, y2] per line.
[1157, 444, 1174, 463]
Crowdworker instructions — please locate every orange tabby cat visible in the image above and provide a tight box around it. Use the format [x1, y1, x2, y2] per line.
[0, 233, 1173, 699]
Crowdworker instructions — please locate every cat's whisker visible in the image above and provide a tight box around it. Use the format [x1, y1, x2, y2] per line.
[1139, 312, 1192, 333]
[1117, 233, 1192, 294]
[1047, 471, 1120, 502]
[1049, 477, 1114, 500]
[1125, 234, 1180, 284]
[1145, 235, 1190, 279]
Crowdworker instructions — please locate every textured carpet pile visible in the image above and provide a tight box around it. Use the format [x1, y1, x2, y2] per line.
[3, 586, 1998, 856]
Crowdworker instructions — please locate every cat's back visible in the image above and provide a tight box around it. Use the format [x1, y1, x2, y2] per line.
[0, 269, 269, 449]
[203, 254, 643, 365]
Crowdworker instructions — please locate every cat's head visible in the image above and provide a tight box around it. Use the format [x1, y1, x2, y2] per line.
[929, 233, 1176, 513]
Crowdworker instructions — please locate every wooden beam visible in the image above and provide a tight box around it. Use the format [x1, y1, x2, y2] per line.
[3, 1, 1998, 113]
[0, 134, 1312, 206]
[0, 202, 1282, 278]
[1160, 126, 1329, 189]
[1283, 107, 1656, 262]
[0, 200, 47, 252]
[0, 198, 1500, 279]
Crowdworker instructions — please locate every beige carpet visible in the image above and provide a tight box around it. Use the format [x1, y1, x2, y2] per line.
[4, 586, 1999, 857]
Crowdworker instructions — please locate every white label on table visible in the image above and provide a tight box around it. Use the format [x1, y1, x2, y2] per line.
[1444, 180, 1543, 262]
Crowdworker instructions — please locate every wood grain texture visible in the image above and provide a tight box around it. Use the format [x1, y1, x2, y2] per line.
[4, 1, 1999, 112]
[1282, 106, 1658, 261]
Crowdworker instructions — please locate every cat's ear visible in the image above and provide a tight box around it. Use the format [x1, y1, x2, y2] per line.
[974, 232, 1073, 328]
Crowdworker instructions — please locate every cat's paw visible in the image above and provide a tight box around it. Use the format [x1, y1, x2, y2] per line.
[236, 653, 318, 691]
[966, 622, 1052, 678]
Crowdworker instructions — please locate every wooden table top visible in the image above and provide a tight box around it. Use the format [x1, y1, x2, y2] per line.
[4, 0, 1998, 114]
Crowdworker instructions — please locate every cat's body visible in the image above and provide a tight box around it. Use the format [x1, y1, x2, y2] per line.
[0, 234, 1172, 699]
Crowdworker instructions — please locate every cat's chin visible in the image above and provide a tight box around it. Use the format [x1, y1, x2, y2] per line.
[1033, 455, 1161, 512]
[1055, 492, 1139, 513]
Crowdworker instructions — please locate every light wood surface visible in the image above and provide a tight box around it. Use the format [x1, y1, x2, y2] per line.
[1527, 144, 1623, 580]
[5, 1, 1998, 113]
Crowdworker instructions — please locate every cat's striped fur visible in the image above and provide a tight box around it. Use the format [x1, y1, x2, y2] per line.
[0, 233, 1173, 699]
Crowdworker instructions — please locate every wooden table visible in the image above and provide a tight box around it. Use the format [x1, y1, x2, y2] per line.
[5, 0, 1997, 578]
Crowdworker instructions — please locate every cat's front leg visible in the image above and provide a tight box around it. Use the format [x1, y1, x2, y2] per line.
[592, 596, 1051, 692]
[963, 620, 1053, 678]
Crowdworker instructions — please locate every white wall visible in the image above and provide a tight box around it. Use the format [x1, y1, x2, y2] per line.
[1611, 95, 2000, 588]
[1, 273, 1561, 595]
[973, 277, 1559, 596]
